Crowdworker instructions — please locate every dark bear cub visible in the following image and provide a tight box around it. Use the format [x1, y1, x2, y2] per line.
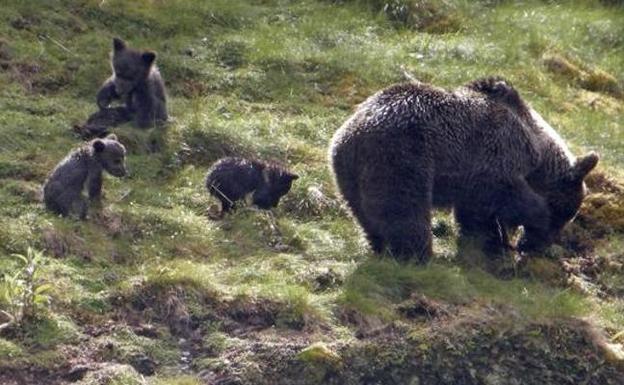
[43, 134, 127, 219]
[96, 37, 167, 128]
[205, 157, 298, 217]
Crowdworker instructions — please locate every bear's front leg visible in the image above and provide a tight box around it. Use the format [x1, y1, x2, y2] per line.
[96, 77, 119, 110]
[455, 205, 508, 255]
[67, 194, 88, 220]
[87, 171, 103, 209]
[497, 178, 551, 253]
[132, 91, 155, 128]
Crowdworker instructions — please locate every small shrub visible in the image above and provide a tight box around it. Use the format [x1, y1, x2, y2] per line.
[0, 247, 52, 330]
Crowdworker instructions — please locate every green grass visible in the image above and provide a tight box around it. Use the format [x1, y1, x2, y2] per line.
[0, 0, 623, 381]
[342, 259, 589, 321]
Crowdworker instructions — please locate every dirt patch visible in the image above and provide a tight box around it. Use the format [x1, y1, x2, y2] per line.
[91, 208, 144, 241]
[396, 293, 450, 321]
[549, 172, 624, 297]
[556, 171, 624, 255]
[6, 61, 42, 93]
[190, 311, 624, 385]
[41, 227, 93, 260]
[4, 296, 623, 385]
[224, 296, 282, 331]
[116, 283, 201, 338]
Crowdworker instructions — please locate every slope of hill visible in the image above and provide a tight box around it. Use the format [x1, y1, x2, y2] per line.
[1, 1, 623, 384]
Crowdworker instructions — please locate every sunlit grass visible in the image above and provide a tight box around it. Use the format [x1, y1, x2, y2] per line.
[342, 259, 590, 322]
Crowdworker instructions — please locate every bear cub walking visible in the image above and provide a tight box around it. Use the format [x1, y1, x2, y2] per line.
[43, 134, 127, 219]
[96, 38, 168, 128]
[205, 157, 298, 217]
[330, 77, 598, 262]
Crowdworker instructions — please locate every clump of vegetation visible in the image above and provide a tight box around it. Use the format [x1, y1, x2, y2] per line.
[216, 40, 249, 68]
[0, 247, 52, 330]
[543, 53, 623, 98]
[353, 0, 463, 32]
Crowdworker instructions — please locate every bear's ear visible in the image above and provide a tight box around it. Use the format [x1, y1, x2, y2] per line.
[113, 37, 126, 52]
[572, 152, 599, 181]
[93, 140, 106, 153]
[106, 133, 118, 141]
[142, 51, 156, 66]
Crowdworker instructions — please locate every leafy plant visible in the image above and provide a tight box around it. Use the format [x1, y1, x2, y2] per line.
[0, 247, 52, 331]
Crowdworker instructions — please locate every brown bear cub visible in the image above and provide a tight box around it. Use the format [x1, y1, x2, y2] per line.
[96, 38, 167, 128]
[43, 134, 127, 219]
[205, 157, 298, 217]
[329, 77, 598, 262]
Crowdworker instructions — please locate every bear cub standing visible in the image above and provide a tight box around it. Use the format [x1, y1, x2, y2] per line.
[205, 157, 298, 217]
[330, 77, 598, 262]
[43, 134, 127, 219]
[96, 38, 168, 128]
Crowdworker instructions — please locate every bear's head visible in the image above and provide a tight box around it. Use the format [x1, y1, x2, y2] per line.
[521, 152, 598, 252]
[252, 166, 298, 209]
[110, 37, 157, 96]
[548, 153, 598, 231]
[92, 134, 128, 178]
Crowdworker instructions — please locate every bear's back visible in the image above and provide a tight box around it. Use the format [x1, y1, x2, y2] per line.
[331, 80, 542, 182]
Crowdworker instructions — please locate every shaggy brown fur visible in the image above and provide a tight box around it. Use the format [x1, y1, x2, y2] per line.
[205, 157, 298, 216]
[329, 77, 598, 262]
[96, 38, 167, 128]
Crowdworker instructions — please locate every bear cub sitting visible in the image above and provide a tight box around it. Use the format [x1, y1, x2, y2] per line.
[43, 134, 127, 219]
[205, 157, 298, 217]
[96, 37, 167, 128]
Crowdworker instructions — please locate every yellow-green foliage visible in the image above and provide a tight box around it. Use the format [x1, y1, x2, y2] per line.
[298, 342, 341, 366]
[155, 376, 203, 385]
[77, 364, 144, 385]
[543, 53, 623, 98]
[0, 338, 23, 360]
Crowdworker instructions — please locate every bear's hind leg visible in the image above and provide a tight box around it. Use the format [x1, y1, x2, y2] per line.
[352, 201, 386, 254]
[361, 180, 433, 263]
[332, 155, 386, 253]
[385, 218, 432, 262]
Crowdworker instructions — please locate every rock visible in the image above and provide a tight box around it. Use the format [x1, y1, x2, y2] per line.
[130, 353, 156, 376]
[133, 323, 159, 339]
[64, 365, 90, 382]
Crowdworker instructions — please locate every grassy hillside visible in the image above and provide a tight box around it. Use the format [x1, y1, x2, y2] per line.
[1, 0, 623, 384]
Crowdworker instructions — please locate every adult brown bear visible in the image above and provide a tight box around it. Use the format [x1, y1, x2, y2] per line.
[329, 77, 598, 262]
